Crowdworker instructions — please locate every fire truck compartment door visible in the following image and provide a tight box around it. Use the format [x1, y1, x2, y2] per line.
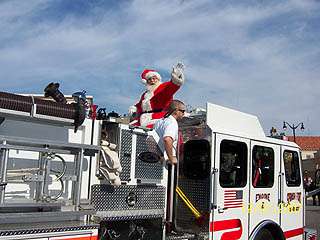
[280, 145, 304, 240]
[211, 133, 249, 240]
[248, 141, 281, 235]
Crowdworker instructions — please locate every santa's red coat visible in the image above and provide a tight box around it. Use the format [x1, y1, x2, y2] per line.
[134, 80, 181, 128]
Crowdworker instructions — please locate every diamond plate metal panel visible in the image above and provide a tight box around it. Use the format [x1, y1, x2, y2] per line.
[135, 134, 163, 180]
[175, 179, 210, 232]
[166, 233, 196, 240]
[119, 130, 132, 181]
[95, 210, 164, 221]
[91, 184, 165, 214]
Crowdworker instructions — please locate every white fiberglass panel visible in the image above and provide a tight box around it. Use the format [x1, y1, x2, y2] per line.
[206, 103, 265, 139]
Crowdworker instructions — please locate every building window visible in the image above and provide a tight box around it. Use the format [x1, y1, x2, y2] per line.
[220, 140, 247, 187]
[252, 146, 274, 188]
[283, 150, 301, 187]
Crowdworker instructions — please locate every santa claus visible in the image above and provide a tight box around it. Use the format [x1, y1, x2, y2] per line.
[129, 63, 185, 128]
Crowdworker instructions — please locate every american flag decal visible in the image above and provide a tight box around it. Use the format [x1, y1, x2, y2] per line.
[224, 190, 243, 209]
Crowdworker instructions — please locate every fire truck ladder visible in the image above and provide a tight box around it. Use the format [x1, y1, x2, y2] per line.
[0, 135, 100, 224]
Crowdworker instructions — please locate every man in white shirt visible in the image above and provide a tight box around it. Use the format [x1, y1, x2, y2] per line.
[153, 100, 186, 165]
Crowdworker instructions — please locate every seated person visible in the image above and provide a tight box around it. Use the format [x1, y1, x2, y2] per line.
[129, 63, 185, 128]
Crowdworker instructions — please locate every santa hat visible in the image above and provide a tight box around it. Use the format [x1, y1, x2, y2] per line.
[141, 69, 161, 84]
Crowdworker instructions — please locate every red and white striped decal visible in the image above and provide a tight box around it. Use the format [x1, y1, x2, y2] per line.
[284, 227, 304, 239]
[210, 220, 303, 240]
[210, 219, 242, 240]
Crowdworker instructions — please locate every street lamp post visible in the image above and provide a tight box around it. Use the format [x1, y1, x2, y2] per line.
[283, 121, 305, 142]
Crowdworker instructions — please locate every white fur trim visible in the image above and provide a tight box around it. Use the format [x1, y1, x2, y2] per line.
[145, 71, 161, 81]
[148, 118, 160, 125]
[141, 90, 153, 111]
[141, 78, 147, 84]
[129, 119, 138, 125]
[140, 113, 153, 127]
[140, 113, 160, 127]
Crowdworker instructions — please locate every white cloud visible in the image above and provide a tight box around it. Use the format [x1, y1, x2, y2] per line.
[0, 0, 45, 19]
[0, 0, 319, 134]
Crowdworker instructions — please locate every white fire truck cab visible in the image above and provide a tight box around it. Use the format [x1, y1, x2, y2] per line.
[0, 91, 305, 240]
[173, 103, 304, 240]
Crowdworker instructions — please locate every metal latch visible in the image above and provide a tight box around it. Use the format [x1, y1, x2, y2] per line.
[218, 206, 228, 213]
[0, 182, 7, 187]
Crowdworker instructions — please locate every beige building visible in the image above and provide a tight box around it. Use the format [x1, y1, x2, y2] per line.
[287, 136, 320, 177]
[287, 136, 320, 160]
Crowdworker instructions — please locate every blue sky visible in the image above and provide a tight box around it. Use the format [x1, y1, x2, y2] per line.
[1, 0, 319, 135]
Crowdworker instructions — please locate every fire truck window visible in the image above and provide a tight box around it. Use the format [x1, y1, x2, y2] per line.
[283, 150, 301, 187]
[182, 140, 210, 179]
[219, 140, 247, 188]
[252, 146, 274, 188]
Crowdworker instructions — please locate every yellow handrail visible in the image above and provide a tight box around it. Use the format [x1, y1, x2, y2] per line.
[176, 186, 201, 218]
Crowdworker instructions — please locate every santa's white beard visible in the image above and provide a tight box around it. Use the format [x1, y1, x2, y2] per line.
[146, 82, 161, 92]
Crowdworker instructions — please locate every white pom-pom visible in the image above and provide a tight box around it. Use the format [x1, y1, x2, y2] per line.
[141, 78, 147, 84]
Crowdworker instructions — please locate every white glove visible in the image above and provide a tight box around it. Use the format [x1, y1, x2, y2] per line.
[128, 105, 137, 116]
[171, 62, 185, 86]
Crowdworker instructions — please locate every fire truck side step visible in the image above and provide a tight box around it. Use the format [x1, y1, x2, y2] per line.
[0, 210, 95, 224]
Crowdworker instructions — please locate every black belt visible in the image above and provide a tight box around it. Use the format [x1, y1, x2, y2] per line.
[141, 109, 163, 114]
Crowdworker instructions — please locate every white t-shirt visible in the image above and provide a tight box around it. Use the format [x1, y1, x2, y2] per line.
[153, 115, 178, 159]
